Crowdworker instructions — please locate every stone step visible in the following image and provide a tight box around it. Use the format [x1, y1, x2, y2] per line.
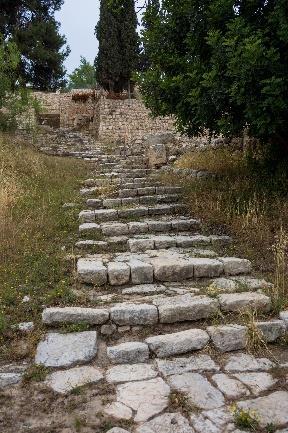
[77, 252, 252, 286]
[79, 204, 187, 223]
[75, 234, 231, 253]
[117, 186, 181, 198]
[86, 194, 180, 209]
[42, 293, 274, 328]
[41, 305, 285, 359]
[79, 217, 201, 237]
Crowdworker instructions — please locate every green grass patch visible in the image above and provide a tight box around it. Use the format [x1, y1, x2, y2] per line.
[0, 133, 89, 360]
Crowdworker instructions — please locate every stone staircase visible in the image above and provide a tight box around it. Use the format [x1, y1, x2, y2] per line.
[10, 140, 288, 432]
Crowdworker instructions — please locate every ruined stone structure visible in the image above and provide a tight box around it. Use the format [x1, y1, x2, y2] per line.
[33, 90, 176, 142]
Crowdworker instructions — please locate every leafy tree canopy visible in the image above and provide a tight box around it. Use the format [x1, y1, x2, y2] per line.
[67, 57, 97, 90]
[0, 0, 69, 90]
[140, 0, 288, 154]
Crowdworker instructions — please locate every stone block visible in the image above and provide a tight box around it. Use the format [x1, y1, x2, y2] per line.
[42, 307, 109, 325]
[129, 238, 155, 252]
[152, 257, 194, 281]
[110, 303, 158, 325]
[77, 259, 107, 286]
[107, 342, 149, 364]
[220, 257, 252, 275]
[108, 262, 130, 286]
[191, 258, 223, 278]
[207, 324, 248, 352]
[101, 222, 129, 236]
[219, 292, 271, 312]
[45, 366, 103, 394]
[146, 329, 209, 357]
[94, 209, 117, 222]
[129, 259, 154, 284]
[127, 221, 149, 234]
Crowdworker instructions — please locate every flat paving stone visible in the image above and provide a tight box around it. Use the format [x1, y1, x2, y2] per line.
[190, 407, 234, 433]
[104, 402, 133, 420]
[35, 332, 98, 367]
[45, 366, 103, 394]
[116, 377, 170, 422]
[106, 363, 158, 384]
[212, 373, 250, 399]
[168, 372, 225, 410]
[42, 307, 109, 325]
[156, 354, 219, 377]
[136, 412, 195, 433]
[237, 391, 288, 428]
[233, 372, 277, 395]
[146, 329, 209, 358]
[224, 353, 275, 372]
[122, 284, 167, 295]
[107, 342, 149, 364]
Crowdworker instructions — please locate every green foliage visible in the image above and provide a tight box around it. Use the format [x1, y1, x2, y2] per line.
[1, 0, 69, 90]
[140, 0, 288, 155]
[67, 57, 97, 89]
[95, 0, 139, 93]
[233, 407, 259, 431]
[0, 38, 38, 131]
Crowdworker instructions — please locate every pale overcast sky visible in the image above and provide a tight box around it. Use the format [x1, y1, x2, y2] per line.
[55, 0, 100, 75]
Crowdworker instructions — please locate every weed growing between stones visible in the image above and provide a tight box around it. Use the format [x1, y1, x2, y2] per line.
[60, 322, 91, 333]
[22, 364, 50, 383]
[169, 390, 200, 416]
[271, 227, 288, 312]
[232, 406, 259, 431]
[0, 133, 89, 361]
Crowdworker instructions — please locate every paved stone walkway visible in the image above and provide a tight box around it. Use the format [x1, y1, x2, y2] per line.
[1, 138, 288, 433]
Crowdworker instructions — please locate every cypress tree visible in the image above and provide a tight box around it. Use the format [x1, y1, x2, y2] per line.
[95, 0, 139, 94]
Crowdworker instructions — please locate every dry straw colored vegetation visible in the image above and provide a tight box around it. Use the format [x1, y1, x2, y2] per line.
[0, 134, 89, 361]
[162, 147, 288, 312]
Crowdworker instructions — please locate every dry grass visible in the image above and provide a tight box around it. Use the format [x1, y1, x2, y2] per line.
[161, 147, 288, 311]
[0, 133, 89, 360]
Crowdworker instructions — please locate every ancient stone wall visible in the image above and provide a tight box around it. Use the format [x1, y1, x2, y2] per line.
[33, 91, 176, 140]
[97, 98, 175, 142]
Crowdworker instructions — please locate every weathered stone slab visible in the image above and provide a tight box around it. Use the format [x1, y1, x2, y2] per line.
[256, 320, 286, 342]
[219, 257, 252, 275]
[77, 259, 107, 285]
[106, 363, 158, 383]
[86, 199, 102, 209]
[107, 342, 149, 364]
[147, 220, 171, 232]
[118, 207, 148, 219]
[234, 372, 277, 395]
[129, 259, 154, 284]
[190, 407, 234, 433]
[45, 366, 103, 394]
[129, 238, 154, 252]
[127, 221, 149, 234]
[101, 222, 129, 236]
[104, 402, 133, 420]
[116, 377, 170, 422]
[35, 332, 98, 367]
[207, 324, 248, 352]
[94, 209, 118, 222]
[42, 307, 109, 325]
[79, 223, 101, 234]
[237, 391, 288, 428]
[154, 235, 177, 249]
[280, 311, 288, 328]
[79, 210, 95, 223]
[152, 257, 194, 281]
[224, 353, 275, 372]
[122, 284, 166, 295]
[212, 373, 249, 399]
[0, 373, 23, 388]
[110, 303, 158, 325]
[156, 354, 219, 377]
[191, 258, 223, 278]
[108, 262, 130, 286]
[136, 413, 195, 433]
[146, 329, 209, 358]
[156, 294, 218, 323]
[168, 372, 225, 410]
[218, 292, 271, 312]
